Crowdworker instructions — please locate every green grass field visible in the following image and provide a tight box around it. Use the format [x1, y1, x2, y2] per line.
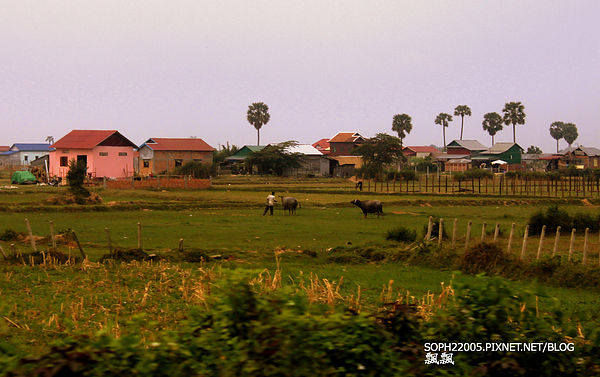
[1, 175, 600, 358]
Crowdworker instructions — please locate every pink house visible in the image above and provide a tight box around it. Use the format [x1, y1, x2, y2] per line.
[49, 130, 138, 179]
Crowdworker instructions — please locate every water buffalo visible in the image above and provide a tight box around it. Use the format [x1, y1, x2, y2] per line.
[280, 196, 299, 215]
[350, 199, 383, 218]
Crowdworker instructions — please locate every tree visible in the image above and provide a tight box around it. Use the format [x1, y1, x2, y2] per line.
[213, 142, 240, 164]
[66, 159, 90, 200]
[245, 141, 304, 176]
[45, 136, 54, 144]
[454, 105, 471, 140]
[434, 113, 453, 149]
[354, 133, 403, 178]
[502, 101, 526, 143]
[562, 123, 578, 149]
[246, 102, 270, 146]
[391, 114, 412, 148]
[481, 112, 503, 145]
[526, 145, 543, 154]
[549, 121, 565, 153]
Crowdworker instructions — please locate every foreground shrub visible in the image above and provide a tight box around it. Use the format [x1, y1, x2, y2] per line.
[386, 226, 417, 243]
[0, 229, 20, 241]
[460, 242, 512, 274]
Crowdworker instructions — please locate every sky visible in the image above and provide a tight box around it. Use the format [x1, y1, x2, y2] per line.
[1, 0, 599, 152]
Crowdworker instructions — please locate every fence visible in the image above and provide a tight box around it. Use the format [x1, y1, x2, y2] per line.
[103, 176, 211, 190]
[359, 174, 600, 197]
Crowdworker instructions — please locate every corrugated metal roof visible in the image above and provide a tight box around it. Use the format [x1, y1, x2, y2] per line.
[143, 138, 215, 151]
[486, 142, 523, 154]
[285, 144, 323, 155]
[11, 143, 53, 152]
[577, 146, 600, 156]
[404, 146, 440, 153]
[447, 140, 487, 151]
[52, 130, 137, 149]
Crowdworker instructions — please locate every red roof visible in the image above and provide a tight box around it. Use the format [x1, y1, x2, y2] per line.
[312, 138, 330, 154]
[403, 146, 440, 153]
[51, 130, 137, 149]
[143, 138, 215, 152]
[328, 132, 364, 143]
[0, 146, 9, 152]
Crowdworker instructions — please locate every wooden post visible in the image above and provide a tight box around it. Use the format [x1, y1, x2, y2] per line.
[520, 225, 529, 261]
[493, 223, 500, 242]
[536, 225, 546, 260]
[105, 228, 112, 255]
[0, 245, 7, 259]
[568, 228, 576, 261]
[137, 222, 142, 250]
[178, 238, 184, 252]
[71, 230, 86, 260]
[184, 175, 188, 189]
[464, 221, 472, 251]
[582, 228, 589, 265]
[481, 222, 487, 242]
[157, 176, 161, 190]
[425, 216, 433, 241]
[552, 226, 561, 256]
[131, 176, 135, 189]
[25, 218, 37, 252]
[451, 218, 458, 248]
[49, 220, 57, 252]
[507, 223, 515, 254]
[438, 218, 444, 246]
[103, 176, 107, 190]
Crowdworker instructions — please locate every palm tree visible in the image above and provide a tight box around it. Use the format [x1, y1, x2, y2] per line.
[454, 105, 471, 140]
[562, 123, 578, 149]
[391, 113, 412, 148]
[549, 121, 565, 153]
[434, 113, 453, 149]
[502, 101, 526, 143]
[45, 136, 54, 145]
[246, 102, 270, 146]
[482, 112, 503, 145]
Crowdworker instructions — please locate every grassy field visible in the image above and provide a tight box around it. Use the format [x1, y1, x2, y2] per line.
[2, 175, 600, 359]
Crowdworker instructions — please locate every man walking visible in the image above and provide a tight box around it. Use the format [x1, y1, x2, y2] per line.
[263, 191, 276, 216]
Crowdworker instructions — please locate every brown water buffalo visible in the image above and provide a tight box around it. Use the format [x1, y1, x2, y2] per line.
[350, 199, 383, 218]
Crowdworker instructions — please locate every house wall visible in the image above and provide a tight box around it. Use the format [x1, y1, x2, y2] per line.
[284, 156, 329, 176]
[498, 146, 522, 164]
[446, 147, 471, 155]
[49, 146, 135, 178]
[329, 142, 358, 156]
[138, 150, 214, 176]
[17, 151, 50, 165]
[445, 162, 469, 172]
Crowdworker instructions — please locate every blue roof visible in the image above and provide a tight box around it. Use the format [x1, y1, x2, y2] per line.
[11, 143, 53, 152]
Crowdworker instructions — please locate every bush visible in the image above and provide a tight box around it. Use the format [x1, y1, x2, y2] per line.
[528, 205, 600, 235]
[173, 161, 216, 179]
[385, 226, 417, 243]
[460, 242, 512, 274]
[397, 169, 416, 181]
[463, 169, 493, 179]
[0, 229, 20, 242]
[66, 159, 90, 199]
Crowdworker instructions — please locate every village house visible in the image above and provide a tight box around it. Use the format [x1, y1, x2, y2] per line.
[137, 138, 215, 176]
[435, 140, 486, 172]
[402, 146, 440, 158]
[471, 142, 524, 170]
[445, 140, 487, 155]
[560, 146, 600, 169]
[327, 132, 366, 157]
[312, 139, 331, 155]
[283, 144, 329, 176]
[0, 143, 52, 167]
[49, 130, 138, 179]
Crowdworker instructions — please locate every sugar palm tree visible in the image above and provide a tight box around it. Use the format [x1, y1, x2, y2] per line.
[502, 101, 526, 143]
[482, 112, 503, 145]
[454, 105, 471, 140]
[435, 113, 453, 150]
[391, 113, 412, 148]
[246, 102, 270, 146]
[562, 123, 578, 149]
[549, 121, 565, 153]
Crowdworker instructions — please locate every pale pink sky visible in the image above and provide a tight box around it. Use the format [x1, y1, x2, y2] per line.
[1, 1, 599, 152]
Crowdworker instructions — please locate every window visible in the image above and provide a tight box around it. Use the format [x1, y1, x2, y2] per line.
[143, 160, 150, 168]
[24, 155, 28, 161]
[118, 152, 128, 156]
[174, 159, 183, 167]
[60, 156, 68, 167]
[99, 152, 108, 156]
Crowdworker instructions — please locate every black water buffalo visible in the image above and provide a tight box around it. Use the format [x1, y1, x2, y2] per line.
[280, 196, 299, 215]
[351, 199, 383, 218]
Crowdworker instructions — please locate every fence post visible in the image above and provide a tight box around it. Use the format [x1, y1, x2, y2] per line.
[493, 223, 500, 242]
[568, 228, 576, 261]
[464, 221, 472, 252]
[438, 218, 444, 246]
[481, 222, 486, 242]
[184, 175, 188, 189]
[520, 225, 529, 261]
[451, 218, 458, 248]
[157, 176, 161, 190]
[536, 225, 546, 260]
[425, 216, 433, 241]
[178, 238, 184, 252]
[25, 218, 37, 252]
[507, 223, 515, 254]
[0, 245, 6, 259]
[131, 176, 135, 189]
[137, 222, 142, 250]
[49, 220, 57, 252]
[582, 228, 589, 265]
[71, 230, 87, 260]
[552, 226, 561, 256]
[103, 176, 107, 190]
